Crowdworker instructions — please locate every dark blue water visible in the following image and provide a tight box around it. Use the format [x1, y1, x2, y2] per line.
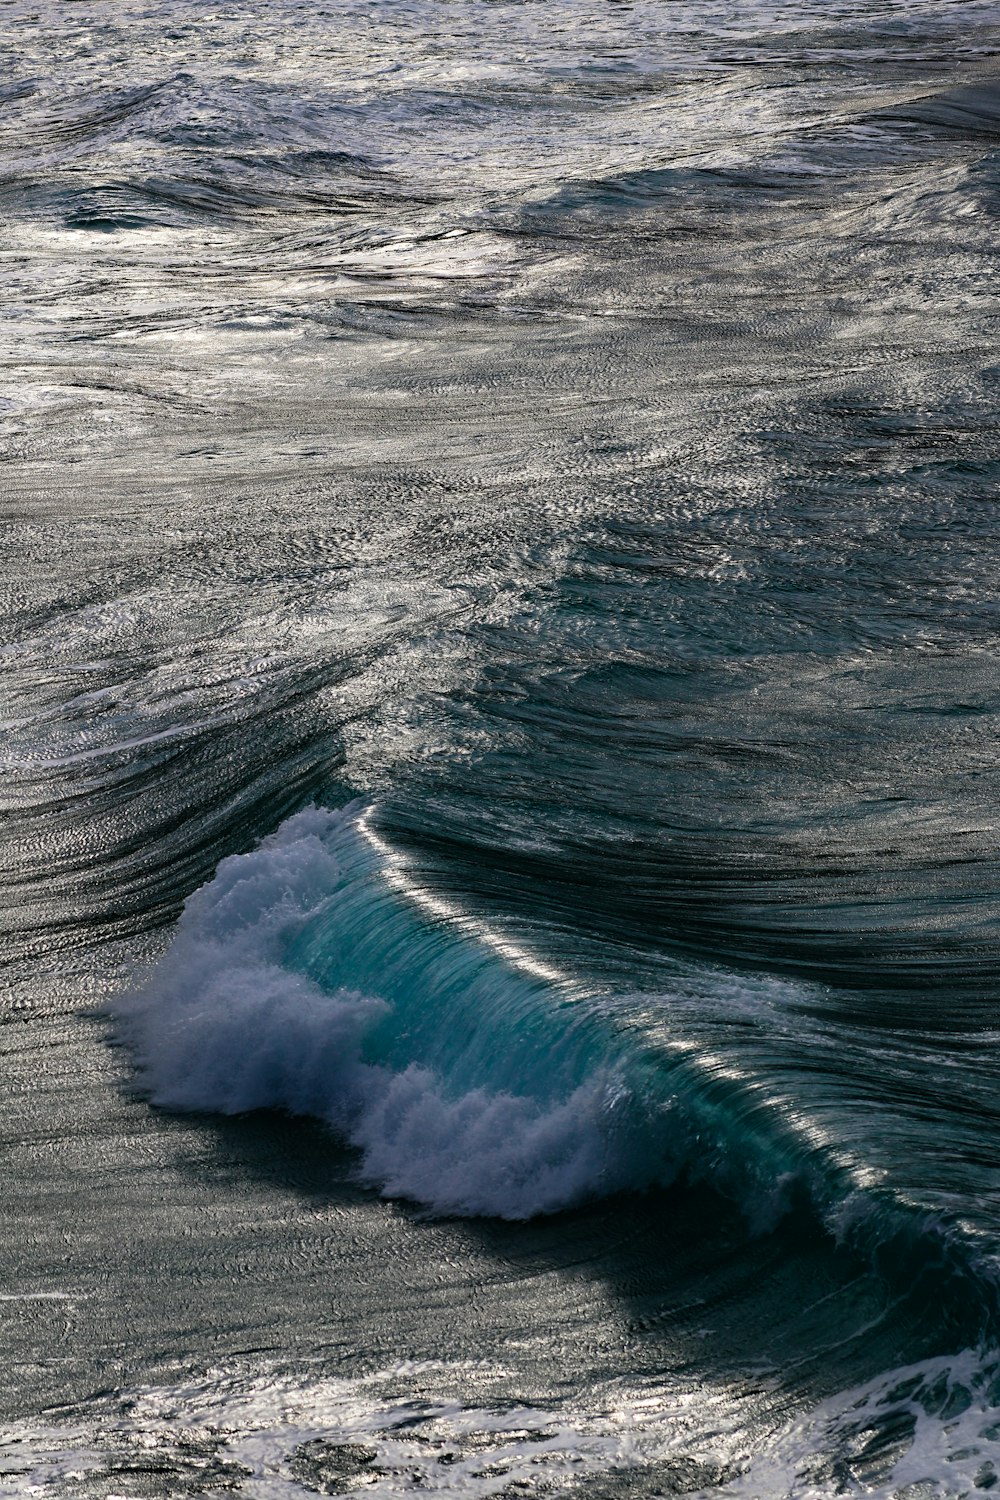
[5, 1, 1000, 1494]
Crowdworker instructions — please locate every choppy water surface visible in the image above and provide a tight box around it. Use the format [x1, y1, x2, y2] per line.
[5, 1, 1000, 1495]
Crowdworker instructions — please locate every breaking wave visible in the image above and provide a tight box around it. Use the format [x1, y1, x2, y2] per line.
[111, 803, 1000, 1349]
[114, 805, 653, 1220]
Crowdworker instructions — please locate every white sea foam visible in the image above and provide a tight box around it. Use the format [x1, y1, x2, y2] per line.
[7, 1352, 1000, 1499]
[719, 1347, 1000, 1499]
[115, 806, 632, 1219]
[0, 1359, 744, 1500]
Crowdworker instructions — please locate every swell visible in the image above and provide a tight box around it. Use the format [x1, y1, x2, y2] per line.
[0, 672, 338, 969]
[874, 79, 1000, 138]
[115, 804, 1000, 1340]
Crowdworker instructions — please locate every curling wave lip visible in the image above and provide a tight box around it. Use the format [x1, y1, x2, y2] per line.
[355, 804, 573, 990]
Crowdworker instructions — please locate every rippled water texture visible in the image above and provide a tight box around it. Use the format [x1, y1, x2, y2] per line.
[5, 2, 1000, 1496]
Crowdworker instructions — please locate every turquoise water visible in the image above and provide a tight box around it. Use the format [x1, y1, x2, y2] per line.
[6, 1, 1000, 1493]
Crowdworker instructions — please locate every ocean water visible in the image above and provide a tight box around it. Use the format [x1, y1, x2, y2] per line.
[5, 0, 1000, 1494]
